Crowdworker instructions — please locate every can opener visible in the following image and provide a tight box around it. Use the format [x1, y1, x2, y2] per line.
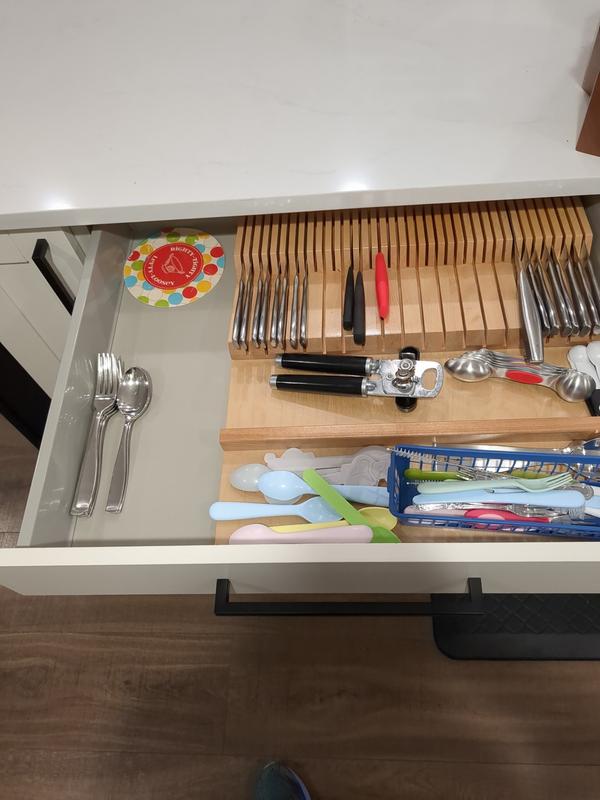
[269, 353, 444, 401]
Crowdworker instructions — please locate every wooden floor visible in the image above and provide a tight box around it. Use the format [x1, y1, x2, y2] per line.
[2, 416, 600, 799]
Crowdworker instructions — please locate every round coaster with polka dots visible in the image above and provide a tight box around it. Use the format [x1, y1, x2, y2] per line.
[123, 227, 225, 308]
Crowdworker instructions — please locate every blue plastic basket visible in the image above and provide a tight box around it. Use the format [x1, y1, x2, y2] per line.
[389, 444, 600, 540]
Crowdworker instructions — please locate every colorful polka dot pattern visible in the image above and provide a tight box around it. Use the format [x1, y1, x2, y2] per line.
[123, 227, 225, 308]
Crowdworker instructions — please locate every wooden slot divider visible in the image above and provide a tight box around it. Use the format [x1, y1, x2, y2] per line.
[424, 205, 437, 266]
[433, 205, 446, 267]
[487, 203, 505, 265]
[469, 203, 485, 265]
[571, 197, 594, 256]
[437, 265, 465, 350]
[397, 206, 408, 269]
[478, 202, 494, 265]
[323, 211, 342, 353]
[460, 204, 475, 265]
[227, 199, 594, 358]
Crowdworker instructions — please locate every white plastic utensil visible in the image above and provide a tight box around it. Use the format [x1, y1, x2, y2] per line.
[229, 463, 271, 491]
[412, 489, 584, 510]
[258, 470, 389, 506]
[568, 345, 598, 385]
[264, 448, 351, 472]
[229, 523, 373, 544]
[588, 342, 600, 385]
[209, 497, 342, 523]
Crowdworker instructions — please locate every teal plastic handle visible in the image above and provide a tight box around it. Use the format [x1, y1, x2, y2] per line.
[332, 484, 389, 506]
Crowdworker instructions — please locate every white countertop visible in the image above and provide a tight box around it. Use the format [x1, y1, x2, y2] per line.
[1, 0, 599, 229]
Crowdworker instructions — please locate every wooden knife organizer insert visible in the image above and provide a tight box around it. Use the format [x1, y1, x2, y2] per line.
[228, 197, 593, 358]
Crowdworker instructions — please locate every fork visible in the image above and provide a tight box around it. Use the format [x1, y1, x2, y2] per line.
[456, 464, 574, 492]
[71, 353, 123, 516]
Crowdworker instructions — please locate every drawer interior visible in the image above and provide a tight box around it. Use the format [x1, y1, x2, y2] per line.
[19, 197, 600, 551]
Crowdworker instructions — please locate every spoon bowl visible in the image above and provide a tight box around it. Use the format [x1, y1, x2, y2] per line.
[258, 469, 389, 506]
[229, 463, 270, 492]
[552, 370, 595, 402]
[445, 355, 492, 382]
[106, 366, 152, 513]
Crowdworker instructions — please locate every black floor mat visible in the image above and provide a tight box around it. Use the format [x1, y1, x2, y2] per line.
[432, 593, 600, 660]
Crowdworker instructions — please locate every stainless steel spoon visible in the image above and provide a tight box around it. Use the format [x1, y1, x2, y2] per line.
[106, 367, 152, 513]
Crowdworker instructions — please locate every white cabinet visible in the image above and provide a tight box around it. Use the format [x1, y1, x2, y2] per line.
[2, 211, 600, 598]
[0, 228, 86, 394]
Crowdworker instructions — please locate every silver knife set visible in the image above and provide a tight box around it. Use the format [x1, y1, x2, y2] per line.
[232, 259, 308, 350]
[517, 245, 600, 364]
[70, 353, 152, 516]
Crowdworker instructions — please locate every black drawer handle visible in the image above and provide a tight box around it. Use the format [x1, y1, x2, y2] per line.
[214, 577, 483, 617]
[32, 238, 75, 314]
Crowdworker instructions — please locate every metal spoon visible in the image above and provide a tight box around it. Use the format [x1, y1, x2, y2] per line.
[105, 367, 152, 513]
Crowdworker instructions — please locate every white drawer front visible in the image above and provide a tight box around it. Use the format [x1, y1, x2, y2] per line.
[0, 261, 70, 357]
[9, 229, 84, 296]
[0, 233, 27, 264]
[0, 283, 58, 395]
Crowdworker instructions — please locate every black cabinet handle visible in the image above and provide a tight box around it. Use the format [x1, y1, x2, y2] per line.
[32, 239, 75, 314]
[214, 577, 483, 616]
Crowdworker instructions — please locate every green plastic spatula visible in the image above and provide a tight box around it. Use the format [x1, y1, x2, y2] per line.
[302, 469, 400, 543]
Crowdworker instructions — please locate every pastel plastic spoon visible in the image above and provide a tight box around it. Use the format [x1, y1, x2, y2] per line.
[229, 524, 374, 544]
[273, 506, 397, 532]
[209, 497, 341, 523]
[229, 463, 270, 491]
[258, 470, 389, 506]
[302, 469, 400, 542]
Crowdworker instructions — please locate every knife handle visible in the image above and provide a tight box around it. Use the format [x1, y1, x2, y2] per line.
[278, 353, 370, 375]
[270, 374, 366, 396]
[343, 266, 354, 331]
[353, 271, 366, 345]
[375, 252, 389, 319]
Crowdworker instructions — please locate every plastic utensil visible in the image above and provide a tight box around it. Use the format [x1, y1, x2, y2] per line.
[416, 474, 573, 494]
[568, 345, 600, 416]
[229, 523, 374, 544]
[264, 448, 352, 472]
[403, 505, 551, 522]
[229, 463, 271, 491]
[405, 468, 544, 482]
[587, 342, 600, 384]
[464, 509, 551, 522]
[273, 506, 397, 532]
[302, 468, 400, 542]
[404, 468, 462, 481]
[209, 497, 341, 523]
[375, 252, 389, 319]
[412, 489, 584, 510]
[258, 470, 389, 506]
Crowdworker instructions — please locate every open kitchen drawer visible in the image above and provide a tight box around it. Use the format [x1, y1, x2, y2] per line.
[3, 200, 600, 597]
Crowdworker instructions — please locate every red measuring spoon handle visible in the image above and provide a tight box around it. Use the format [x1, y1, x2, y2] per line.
[375, 252, 389, 319]
[504, 369, 544, 385]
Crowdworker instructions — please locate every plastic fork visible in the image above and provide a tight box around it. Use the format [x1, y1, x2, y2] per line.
[416, 467, 574, 494]
[71, 353, 123, 516]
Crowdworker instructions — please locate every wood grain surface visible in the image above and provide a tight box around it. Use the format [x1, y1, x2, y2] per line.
[0, 415, 36, 544]
[2, 587, 600, 799]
